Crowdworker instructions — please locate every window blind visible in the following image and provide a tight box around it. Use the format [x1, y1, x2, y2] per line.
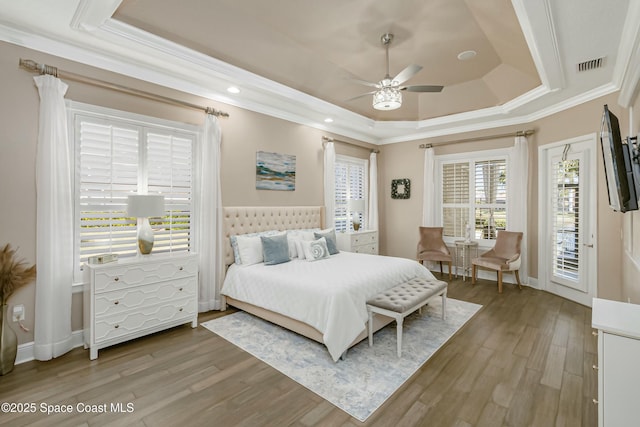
[551, 159, 580, 281]
[334, 156, 368, 232]
[73, 109, 196, 279]
[440, 157, 507, 242]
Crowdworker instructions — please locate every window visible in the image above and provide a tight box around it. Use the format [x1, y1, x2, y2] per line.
[69, 103, 198, 280]
[438, 152, 508, 243]
[334, 155, 368, 232]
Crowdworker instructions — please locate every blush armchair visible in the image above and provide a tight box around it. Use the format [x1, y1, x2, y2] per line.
[471, 230, 523, 293]
[417, 226, 452, 280]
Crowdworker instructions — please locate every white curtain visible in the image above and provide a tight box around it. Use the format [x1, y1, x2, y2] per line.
[421, 147, 437, 226]
[323, 142, 336, 229]
[368, 152, 379, 230]
[508, 135, 529, 283]
[195, 114, 223, 311]
[33, 75, 73, 360]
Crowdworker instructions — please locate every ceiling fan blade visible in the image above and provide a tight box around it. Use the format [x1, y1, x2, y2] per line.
[401, 85, 444, 93]
[349, 78, 379, 88]
[345, 91, 377, 102]
[393, 64, 423, 85]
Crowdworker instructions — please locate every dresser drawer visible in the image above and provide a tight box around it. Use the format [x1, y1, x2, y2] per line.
[94, 277, 197, 318]
[350, 232, 377, 246]
[93, 297, 196, 344]
[93, 256, 198, 293]
[353, 243, 378, 255]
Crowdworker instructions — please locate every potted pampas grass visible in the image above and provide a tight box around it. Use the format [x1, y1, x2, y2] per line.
[0, 244, 36, 375]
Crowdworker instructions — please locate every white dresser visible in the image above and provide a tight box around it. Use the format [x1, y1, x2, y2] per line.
[336, 230, 378, 255]
[83, 252, 198, 360]
[592, 298, 640, 426]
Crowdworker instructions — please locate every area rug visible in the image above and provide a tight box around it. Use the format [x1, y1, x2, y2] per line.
[201, 298, 481, 422]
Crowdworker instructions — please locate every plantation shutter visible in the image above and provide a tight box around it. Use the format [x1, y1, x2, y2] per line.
[73, 108, 196, 280]
[147, 131, 193, 253]
[334, 156, 368, 232]
[441, 162, 469, 238]
[551, 158, 580, 281]
[474, 159, 507, 239]
[77, 119, 139, 264]
[334, 162, 349, 232]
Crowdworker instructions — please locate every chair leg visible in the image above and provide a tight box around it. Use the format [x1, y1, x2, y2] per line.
[498, 271, 503, 293]
[472, 264, 476, 285]
[515, 270, 523, 290]
[439, 261, 443, 275]
[448, 261, 452, 280]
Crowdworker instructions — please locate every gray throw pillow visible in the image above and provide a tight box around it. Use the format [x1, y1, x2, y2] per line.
[314, 229, 339, 255]
[261, 233, 290, 265]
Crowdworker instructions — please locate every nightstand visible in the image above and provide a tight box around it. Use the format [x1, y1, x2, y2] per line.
[336, 230, 378, 255]
[83, 252, 198, 360]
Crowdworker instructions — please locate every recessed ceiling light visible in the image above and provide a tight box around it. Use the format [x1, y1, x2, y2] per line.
[227, 86, 240, 94]
[457, 50, 477, 61]
[324, 118, 334, 123]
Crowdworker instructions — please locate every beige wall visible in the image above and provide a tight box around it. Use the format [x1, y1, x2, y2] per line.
[0, 41, 372, 345]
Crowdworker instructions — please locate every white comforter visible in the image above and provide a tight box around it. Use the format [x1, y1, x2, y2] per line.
[221, 251, 437, 361]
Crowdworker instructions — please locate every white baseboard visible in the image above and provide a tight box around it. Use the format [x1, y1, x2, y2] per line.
[15, 329, 85, 365]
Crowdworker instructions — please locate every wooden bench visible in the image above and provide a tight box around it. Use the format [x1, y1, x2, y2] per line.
[366, 277, 448, 357]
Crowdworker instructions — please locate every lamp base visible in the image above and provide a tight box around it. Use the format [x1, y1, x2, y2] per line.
[138, 217, 155, 255]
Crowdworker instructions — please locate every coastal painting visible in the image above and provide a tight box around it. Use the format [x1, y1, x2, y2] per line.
[256, 151, 296, 191]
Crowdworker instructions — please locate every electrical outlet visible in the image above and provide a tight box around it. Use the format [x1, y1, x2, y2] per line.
[12, 304, 24, 322]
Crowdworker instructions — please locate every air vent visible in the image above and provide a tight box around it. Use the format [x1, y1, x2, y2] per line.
[577, 57, 605, 72]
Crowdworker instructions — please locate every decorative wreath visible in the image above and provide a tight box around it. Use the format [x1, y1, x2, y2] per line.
[391, 178, 411, 199]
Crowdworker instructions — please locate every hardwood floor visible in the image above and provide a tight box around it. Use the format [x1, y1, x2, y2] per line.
[0, 275, 597, 426]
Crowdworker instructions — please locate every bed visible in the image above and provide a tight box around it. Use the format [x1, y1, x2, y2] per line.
[221, 206, 438, 361]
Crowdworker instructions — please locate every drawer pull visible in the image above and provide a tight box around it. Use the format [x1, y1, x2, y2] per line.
[114, 277, 120, 282]
[179, 287, 183, 292]
[592, 399, 598, 405]
[114, 301, 119, 305]
[179, 308, 184, 312]
[114, 324, 120, 329]
[592, 364, 598, 371]
[179, 266, 184, 271]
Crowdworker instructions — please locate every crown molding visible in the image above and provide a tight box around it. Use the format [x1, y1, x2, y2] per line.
[2, 0, 638, 145]
[511, 0, 565, 90]
[616, 0, 640, 107]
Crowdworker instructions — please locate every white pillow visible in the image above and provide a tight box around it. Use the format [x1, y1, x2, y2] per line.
[235, 234, 264, 265]
[294, 239, 306, 260]
[301, 237, 330, 262]
[287, 229, 318, 258]
[231, 230, 280, 264]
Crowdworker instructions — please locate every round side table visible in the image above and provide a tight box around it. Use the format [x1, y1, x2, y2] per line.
[454, 240, 479, 281]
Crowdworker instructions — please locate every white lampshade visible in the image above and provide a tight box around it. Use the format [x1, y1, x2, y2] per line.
[347, 199, 365, 212]
[127, 194, 165, 218]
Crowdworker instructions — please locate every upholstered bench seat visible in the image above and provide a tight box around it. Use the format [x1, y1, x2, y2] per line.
[366, 277, 447, 357]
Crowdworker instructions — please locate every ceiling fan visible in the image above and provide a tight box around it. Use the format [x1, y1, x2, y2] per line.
[349, 33, 444, 111]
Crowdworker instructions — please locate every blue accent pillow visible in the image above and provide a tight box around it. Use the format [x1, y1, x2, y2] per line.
[314, 229, 339, 255]
[261, 233, 291, 265]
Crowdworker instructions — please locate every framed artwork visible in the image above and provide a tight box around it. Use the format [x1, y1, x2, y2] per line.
[391, 178, 410, 199]
[256, 151, 296, 191]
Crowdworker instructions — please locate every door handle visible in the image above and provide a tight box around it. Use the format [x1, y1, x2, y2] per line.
[583, 243, 594, 248]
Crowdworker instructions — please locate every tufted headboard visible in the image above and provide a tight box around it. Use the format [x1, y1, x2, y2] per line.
[222, 206, 324, 266]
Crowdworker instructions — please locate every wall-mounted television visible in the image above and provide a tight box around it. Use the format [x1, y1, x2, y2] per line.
[600, 104, 639, 212]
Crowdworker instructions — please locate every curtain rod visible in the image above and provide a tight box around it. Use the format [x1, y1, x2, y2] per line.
[418, 129, 534, 149]
[322, 136, 379, 153]
[19, 58, 229, 118]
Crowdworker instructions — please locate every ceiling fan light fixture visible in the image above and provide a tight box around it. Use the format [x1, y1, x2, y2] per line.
[373, 87, 402, 110]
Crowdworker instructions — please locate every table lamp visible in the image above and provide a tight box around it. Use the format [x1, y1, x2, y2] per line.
[347, 199, 365, 231]
[127, 194, 165, 255]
